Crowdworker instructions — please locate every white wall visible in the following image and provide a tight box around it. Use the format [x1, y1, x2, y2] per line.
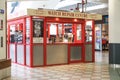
[7, 0, 59, 19]
[0, 0, 6, 59]
[92, 0, 108, 3]
[109, 0, 120, 43]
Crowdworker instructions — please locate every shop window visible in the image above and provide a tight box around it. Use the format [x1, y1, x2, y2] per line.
[47, 23, 74, 43]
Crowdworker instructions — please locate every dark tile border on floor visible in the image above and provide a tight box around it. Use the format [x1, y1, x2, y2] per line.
[109, 66, 120, 80]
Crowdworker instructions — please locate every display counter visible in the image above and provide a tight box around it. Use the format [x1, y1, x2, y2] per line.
[29, 43, 84, 66]
[47, 44, 68, 65]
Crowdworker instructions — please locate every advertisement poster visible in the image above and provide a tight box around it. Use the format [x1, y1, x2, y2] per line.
[0, 19, 3, 29]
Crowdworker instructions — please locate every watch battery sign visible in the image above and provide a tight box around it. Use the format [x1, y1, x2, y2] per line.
[0, 9, 4, 14]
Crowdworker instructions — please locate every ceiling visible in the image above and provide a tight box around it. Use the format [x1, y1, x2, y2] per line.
[7, 0, 108, 15]
[54, 0, 108, 15]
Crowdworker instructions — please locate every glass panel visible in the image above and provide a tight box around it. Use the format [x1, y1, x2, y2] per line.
[17, 45, 24, 64]
[57, 24, 63, 42]
[46, 23, 74, 43]
[10, 25, 16, 43]
[64, 23, 73, 43]
[47, 23, 57, 43]
[58, 24, 62, 35]
[50, 24, 57, 35]
[76, 24, 82, 40]
[95, 24, 102, 50]
[85, 21, 92, 42]
[10, 24, 23, 43]
[10, 44, 15, 62]
[26, 18, 30, 44]
[16, 24, 23, 43]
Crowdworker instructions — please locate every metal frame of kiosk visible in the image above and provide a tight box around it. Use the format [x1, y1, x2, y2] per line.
[7, 9, 101, 67]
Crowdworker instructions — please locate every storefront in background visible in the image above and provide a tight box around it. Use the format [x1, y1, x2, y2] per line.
[7, 9, 102, 67]
[95, 15, 108, 51]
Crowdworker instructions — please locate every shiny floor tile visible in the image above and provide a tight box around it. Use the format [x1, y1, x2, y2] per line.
[4, 51, 110, 80]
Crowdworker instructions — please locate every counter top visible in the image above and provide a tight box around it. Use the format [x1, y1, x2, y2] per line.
[47, 42, 84, 45]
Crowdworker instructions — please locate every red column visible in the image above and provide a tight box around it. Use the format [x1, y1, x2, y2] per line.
[7, 25, 10, 59]
[92, 20, 95, 62]
[43, 18, 47, 66]
[82, 20, 86, 62]
[23, 18, 26, 65]
[29, 16, 33, 67]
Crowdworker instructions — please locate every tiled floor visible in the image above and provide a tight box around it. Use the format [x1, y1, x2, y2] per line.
[5, 51, 110, 80]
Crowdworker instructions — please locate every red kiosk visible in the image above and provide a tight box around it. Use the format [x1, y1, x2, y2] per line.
[7, 9, 102, 67]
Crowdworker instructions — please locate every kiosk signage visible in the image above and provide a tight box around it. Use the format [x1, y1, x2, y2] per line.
[27, 9, 102, 20]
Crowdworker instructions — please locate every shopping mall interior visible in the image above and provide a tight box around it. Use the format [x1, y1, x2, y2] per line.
[0, 0, 120, 80]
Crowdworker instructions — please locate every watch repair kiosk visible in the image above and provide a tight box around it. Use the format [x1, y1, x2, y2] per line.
[7, 9, 102, 67]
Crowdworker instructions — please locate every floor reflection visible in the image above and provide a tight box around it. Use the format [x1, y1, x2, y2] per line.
[95, 51, 109, 64]
[4, 51, 110, 80]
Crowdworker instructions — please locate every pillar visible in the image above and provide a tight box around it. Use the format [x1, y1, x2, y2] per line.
[109, 0, 120, 64]
[0, 0, 7, 59]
